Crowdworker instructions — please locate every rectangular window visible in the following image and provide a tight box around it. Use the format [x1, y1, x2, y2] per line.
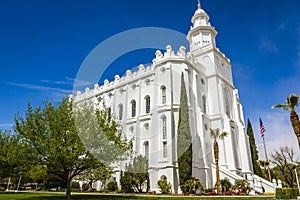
[131, 100, 136, 117]
[163, 142, 167, 158]
[146, 96, 150, 113]
[162, 117, 167, 139]
[162, 86, 166, 104]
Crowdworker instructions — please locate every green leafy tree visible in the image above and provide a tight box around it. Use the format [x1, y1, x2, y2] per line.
[0, 130, 31, 188]
[271, 146, 297, 187]
[246, 119, 262, 177]
[74, 101, 132, 165]
[27, 165, 47, 188]
[125, 155, 148, 193]
[210, 128, 228, 194]
[120, 171, 134, 193]
[78, 162, 112, 191]
[177, 73, 192, 190]
[272, 94, 300, 148]
[14, 97, 131, 199]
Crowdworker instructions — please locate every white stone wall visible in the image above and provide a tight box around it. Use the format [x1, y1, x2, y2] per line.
[73, 4, 254, 193]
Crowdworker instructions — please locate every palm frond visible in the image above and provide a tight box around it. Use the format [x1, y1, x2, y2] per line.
[210, 128, 219, 141]
[272, 104, 289, 110]
[219, 131, 228, 139]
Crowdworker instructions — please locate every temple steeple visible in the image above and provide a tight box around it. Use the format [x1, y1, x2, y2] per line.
[187, 1, 218, 53]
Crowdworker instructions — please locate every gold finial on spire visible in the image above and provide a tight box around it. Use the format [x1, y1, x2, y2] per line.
[197, 0, 201, 9]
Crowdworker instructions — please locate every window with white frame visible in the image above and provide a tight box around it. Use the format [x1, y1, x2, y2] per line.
[202, 95, 207, 113]
[162, 116, 167, 139]
[163, 142, 167, 158]
[118, 104, 123, 120]
[144, 141, 149, 161]
[131, 100, 136, 117]
[161, 86, 166, 104]
[145, 96, 150, 113]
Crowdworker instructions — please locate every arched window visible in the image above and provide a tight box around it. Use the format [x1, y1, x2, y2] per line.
[202, 95, 207, 113]
[161, 86, 166, 104]
[145, 96, 150, 113]
[162, 116, 167, 139]
[163, 142, 167, 158]
[131, 100, 136, 117]
[118, 104, 123, 120]
[160, 175, 167, 181]
[144, 141, 149, 161]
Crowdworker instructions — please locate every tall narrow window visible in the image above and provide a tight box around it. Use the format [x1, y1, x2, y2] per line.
[202, 95, 207, 113]
[144, 141, 149, 161]
[118, 104, 123, 120]
[161, 86, 166, 104]
[131, 100, 136, 117]
[162, 116, 167, 139]
[224, 89, 231, 118]
[163, 142, 167, 158]
[107, 107, 111, 119]
[145, 96, 150, 113]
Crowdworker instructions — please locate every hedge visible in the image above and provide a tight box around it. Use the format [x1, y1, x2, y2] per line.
[275, 188, 299, 199]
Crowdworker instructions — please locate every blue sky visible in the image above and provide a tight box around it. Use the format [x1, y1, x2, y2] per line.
[1, 0, 300, 158]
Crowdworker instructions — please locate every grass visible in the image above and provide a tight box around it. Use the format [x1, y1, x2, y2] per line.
[0, 192, 275, 200]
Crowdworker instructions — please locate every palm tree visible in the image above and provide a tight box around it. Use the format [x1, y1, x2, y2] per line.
[272, 94, 300, 148]
[210, 128, 228, 194]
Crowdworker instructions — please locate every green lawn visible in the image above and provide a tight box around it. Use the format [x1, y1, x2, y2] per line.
[0, 192, 275, 200]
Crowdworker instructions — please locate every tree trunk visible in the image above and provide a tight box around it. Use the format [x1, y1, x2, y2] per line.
[214, 141, 221, 194]
[66, 171, 71, 200]
[290, 110, 300, 148]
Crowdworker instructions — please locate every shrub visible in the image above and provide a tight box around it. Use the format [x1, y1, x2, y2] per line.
[71, 181, 80, 190]
[58, 188, 66, 192]
[106, 181, 118, 192]
[120, 172, 134, 193]
[180, 177, 203, 194]
[81, 183, 90, 191]
[275, 188, 299, 199]
[232, 179, 251, 194]
[157, 179, 172, 194]
[204, 188, 215, 193]
[220, 178, 232, 193]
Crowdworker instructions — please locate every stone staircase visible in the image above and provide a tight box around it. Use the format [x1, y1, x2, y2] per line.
[211, 163, 279, 194]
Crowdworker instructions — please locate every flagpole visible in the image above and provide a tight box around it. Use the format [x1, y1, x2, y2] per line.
[260, 118, 271, 182]
[263, 136, 271, 181]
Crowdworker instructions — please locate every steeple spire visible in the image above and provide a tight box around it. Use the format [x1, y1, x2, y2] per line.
[197, 0, 201, 9]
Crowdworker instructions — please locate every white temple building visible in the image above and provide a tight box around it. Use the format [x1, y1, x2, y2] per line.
[73, 1, 276, 193]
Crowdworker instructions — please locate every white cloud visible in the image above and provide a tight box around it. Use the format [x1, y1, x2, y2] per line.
[0, 123, 13, 128]
[259, 37, 279, 54]
[254, 112, 300, 161]
[65, 77, 92, 87]
[6, 82, 71, 94]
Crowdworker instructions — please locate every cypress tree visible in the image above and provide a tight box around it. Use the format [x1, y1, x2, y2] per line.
[177, 73, 192, 189]
[246, 119, 262, 177]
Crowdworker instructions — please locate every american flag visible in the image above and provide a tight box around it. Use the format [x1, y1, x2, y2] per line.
[260, 118, 266, 140]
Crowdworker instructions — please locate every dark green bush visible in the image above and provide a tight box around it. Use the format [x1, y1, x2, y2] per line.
[276, 188, 299, 199]
[81, 183, 90, 191]
[220, 178, 232, 193]
[180, 177, 203, 194]
[107, 181, 118, 192]
[120, 172, 133, 193]
[157, 179, 172, 194]
[58, 188, 66, 192]
[71, 181, 80, 189]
